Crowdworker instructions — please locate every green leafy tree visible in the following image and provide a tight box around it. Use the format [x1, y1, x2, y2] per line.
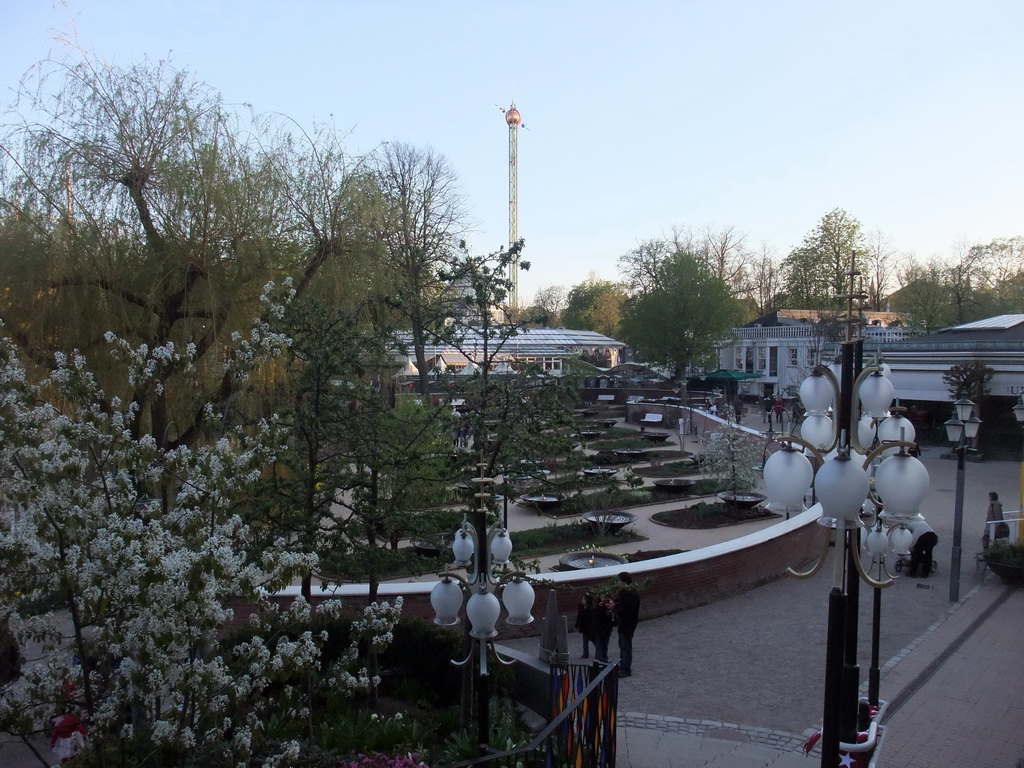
[780, 208, 866, 308]
[891, 259, 955, 332]
[561, 278, 627, 337]
[618, 252, 739, 382]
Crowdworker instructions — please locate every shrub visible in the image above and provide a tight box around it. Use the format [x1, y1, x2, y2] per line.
[983, 541, 1024, 568]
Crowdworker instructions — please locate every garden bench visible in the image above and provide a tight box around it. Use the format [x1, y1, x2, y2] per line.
[596, 394, 615, 402]
[640, 413, 664, 425]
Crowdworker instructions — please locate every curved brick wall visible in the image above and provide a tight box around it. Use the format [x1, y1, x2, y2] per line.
[247, 508, 828, 637]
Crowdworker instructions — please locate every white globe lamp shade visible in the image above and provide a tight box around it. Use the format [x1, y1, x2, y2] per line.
[890, 526, 913, 555]
[879, 362, 892, 378]
[859, 372, 895, 416]
[502, 578, 535, 625]
[800, 373, 834, 413]
[865, 527, 889, 559]
[466, 589, 501, 638]
[430, 578, 463, 626]
[857, 414, 877, 450]
[490, 529, 513, 565]
[877, 414, 916, 444]
[815, 456, 870, 526]
[802, 412, 834, 450]
[874, 453, 929, 518]
[763, 448, 813, 511]
[452, 528, 475, 565]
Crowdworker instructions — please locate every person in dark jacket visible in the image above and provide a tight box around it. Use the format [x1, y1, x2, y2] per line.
[593, 595, 614, 663]
[574, 592, 598, 659]
[908, 519, 938, 578]
[611, 572, 641, 676]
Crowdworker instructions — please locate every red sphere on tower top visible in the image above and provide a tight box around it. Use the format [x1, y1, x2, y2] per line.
[505, 107, 521, 127]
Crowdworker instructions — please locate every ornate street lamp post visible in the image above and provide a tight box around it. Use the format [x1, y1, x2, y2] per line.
[765, 254, 930, 767]
[430, 456, 536, 756]
[944, 399, 981, 602]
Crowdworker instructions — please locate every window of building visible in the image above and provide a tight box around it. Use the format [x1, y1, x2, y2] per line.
[789, 347, 799, 366]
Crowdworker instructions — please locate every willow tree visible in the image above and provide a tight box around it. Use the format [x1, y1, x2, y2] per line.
[0, 54, 376, 449]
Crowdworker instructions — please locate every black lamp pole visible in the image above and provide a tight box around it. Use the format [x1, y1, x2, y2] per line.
[840, 338, 864, 743]
[473, 503, 490, 754]
[948, 429, 967, 603]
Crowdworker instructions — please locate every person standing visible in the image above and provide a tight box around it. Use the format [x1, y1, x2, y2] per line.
[907, 519, 939, 578]
[574, 592, 598, 659]
[983, 491, 1005, 547]
[772, 398, 784, 428]
[611, 572, 641, 677]
[51, 708, 87, 763]
[593, 595, 614, 663]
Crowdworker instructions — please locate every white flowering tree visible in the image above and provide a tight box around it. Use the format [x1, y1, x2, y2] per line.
[0, 290, 398, 767]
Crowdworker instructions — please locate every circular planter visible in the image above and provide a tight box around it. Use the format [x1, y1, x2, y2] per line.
[582, 511, 638, 535]
[580, 430, 602, 441]
[641, 433, 670, 443]
[985, 560, 1024, 586]
[559, 551, 629, 570]
[716, 491, 768, 510]
[601, 419, 618, 428]
[410, 532, 453, 557]
[582, 467, 618, 479]
[521, 494, 563, 513]
[653, 478, 696, 494]
[614, 449, 648, 461]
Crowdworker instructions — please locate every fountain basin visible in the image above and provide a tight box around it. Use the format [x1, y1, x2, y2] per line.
[559, 551, 630, 570]
[582, 511, 638, 535]
[521, 494, 563, 513]
[614, 449, 648, 461]
[716, 491, 768, 510]
[653, 478, 696, 494]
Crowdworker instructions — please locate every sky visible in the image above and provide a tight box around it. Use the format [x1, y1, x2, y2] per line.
[3, 1, 1023, 304]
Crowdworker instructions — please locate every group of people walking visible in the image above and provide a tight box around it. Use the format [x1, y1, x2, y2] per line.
[574, 573, 641, 677]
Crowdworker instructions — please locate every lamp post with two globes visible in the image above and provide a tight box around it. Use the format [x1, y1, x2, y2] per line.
[944, 398, 981, 603]
[1012, 395, 1024, 525]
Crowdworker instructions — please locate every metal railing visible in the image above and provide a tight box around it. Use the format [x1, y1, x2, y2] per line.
[454, 662, 619, 768]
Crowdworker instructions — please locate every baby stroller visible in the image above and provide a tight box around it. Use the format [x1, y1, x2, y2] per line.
[893, 554, 937, 574]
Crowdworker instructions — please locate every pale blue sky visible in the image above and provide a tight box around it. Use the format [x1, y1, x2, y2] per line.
[4, 1, 1023, 302]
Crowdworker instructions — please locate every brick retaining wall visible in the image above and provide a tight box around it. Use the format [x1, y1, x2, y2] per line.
[237, 508, 827, 637]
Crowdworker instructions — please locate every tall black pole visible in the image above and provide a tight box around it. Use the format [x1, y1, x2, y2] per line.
[473, 502, 490, 755]
[840, 339, 863, 744]
[868, 583, 881, 706]
[949, 436, 966, 602]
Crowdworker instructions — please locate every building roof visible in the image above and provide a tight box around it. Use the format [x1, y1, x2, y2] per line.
[397, 327, 624, 360]
[899, 314, 1024, 345]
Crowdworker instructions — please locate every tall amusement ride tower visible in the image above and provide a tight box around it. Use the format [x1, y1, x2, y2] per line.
[503, 101, 522, 309]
